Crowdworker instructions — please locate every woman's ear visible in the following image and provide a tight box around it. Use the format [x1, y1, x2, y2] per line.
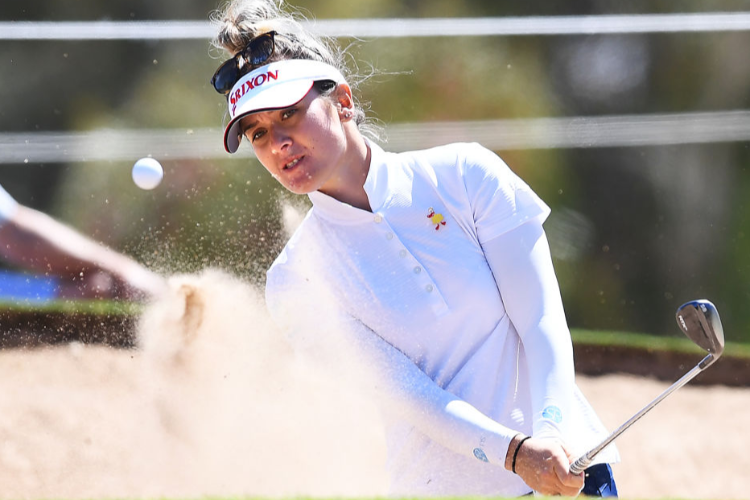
[335, 83, 354, 121]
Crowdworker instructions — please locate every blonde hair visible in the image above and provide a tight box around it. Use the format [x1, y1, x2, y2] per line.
[211, 0, 380, 140]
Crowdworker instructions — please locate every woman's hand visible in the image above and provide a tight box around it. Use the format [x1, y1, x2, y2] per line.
[506, 435, 583, 496]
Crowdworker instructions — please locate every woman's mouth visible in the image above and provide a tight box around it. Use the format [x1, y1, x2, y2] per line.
[283, 156, 304, 170]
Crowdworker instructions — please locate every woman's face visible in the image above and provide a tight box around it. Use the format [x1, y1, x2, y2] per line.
[240, 89, 349, 195]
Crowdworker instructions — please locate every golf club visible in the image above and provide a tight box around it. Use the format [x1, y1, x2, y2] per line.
[569, 299, 725, 475]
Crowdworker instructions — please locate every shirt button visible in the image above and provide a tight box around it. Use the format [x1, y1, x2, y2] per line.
[425, 284, 434, 293]
[413, 266, 422, 274]
[399, 250, 407, 258]
[374, 215, 383, 223]
[386, 232, 394, 240]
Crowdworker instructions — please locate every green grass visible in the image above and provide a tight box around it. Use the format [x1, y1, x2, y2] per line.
[571, 328, 750, 359]
[0, 298, 142, 316]
[2, 299, 750, 360]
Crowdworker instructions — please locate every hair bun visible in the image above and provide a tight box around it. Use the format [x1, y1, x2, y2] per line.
[210, 0, 383, 142]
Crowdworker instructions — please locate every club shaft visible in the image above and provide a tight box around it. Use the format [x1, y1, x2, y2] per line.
[570, 353, 715, 475]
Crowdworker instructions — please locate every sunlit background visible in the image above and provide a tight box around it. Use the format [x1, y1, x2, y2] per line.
[2, 1, 750, 342]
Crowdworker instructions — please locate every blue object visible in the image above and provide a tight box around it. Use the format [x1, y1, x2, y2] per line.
[542, 405, 563, 423]
[0, 269, 57, 302]
[472, 448, 489, 462]
[582, 463, 619, 497]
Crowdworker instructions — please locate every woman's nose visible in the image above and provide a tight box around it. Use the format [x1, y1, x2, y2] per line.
[269, 127, 292, 154]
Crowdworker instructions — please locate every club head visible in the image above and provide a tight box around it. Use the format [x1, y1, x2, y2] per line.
[675, 299, 725, 357]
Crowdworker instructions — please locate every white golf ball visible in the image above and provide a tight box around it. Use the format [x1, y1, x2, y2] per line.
[132, 157, 164, 190]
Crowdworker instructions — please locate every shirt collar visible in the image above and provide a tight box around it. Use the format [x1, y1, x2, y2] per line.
[307, 139, 390, 223]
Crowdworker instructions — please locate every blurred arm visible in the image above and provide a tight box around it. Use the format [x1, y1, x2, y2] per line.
[0, 204, 165, 300]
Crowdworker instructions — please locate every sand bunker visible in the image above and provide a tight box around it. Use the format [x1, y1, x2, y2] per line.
[578, 373, 750, 499]
[0, 270, 388, 499]
[0, 270, 747, 499]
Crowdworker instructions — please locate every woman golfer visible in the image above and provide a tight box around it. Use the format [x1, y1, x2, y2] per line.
[211, 0, 619, 496]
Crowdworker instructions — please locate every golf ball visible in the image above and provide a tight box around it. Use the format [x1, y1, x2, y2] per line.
[132, 157, 164, 190]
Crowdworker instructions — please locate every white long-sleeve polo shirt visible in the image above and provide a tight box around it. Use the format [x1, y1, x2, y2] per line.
[266, 141, 618, 496]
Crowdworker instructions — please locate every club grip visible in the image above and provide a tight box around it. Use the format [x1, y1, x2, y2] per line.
[569, 454, 592, 475]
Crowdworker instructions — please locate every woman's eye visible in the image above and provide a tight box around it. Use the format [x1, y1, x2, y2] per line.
[282, 108, 297, 120]
[250, 129, 265, 142]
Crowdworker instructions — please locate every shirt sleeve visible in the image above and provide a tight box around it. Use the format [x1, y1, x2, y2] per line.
[0, 184, 19, 224]
[266, 259, 519, 468]
[482, 220, 575, 443]
[460, 143, 550, 244]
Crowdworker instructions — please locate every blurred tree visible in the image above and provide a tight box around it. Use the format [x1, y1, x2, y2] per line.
[2, 0, 750, 341]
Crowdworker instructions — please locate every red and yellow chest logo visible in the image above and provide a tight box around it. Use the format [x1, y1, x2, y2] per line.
[427, 207, 447, 230]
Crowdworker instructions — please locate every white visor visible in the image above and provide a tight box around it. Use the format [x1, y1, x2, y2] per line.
[222, 59, 347, 153]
